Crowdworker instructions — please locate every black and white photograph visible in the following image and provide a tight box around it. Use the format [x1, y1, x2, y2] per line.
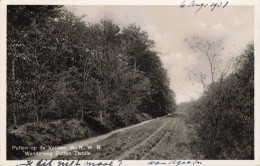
[0, 1, 259, 165]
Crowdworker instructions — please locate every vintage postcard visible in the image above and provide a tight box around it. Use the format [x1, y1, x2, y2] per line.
[0, 0, 259, 166]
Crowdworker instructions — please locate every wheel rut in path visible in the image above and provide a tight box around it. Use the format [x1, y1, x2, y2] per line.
[115, 119, 170, 160]
[141, 120, 175, 159]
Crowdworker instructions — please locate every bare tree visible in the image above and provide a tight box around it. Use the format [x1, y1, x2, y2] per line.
[184, 36, 234, 91]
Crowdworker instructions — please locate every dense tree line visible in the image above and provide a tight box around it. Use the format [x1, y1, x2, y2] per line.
[189, 43, 254, 159]
[7, 5, 176, 127]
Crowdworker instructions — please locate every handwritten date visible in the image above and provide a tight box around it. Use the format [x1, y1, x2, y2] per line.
[180, 0, 229, 13]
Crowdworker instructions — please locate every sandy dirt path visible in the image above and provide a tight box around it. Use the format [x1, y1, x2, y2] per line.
[27, 114, 195, 160]
[25, 118, 157, 160]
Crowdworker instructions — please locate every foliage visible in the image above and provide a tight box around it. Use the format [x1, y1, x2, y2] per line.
[189, 43, 254, 159]
[7, 6, 176, 128]
[121, 25, 176, 116]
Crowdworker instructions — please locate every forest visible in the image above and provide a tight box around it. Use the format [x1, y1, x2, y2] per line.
[7, 5, 176, 159]
[7, 5, 176, 126]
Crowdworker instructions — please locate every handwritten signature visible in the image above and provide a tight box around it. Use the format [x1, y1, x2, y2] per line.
[180, 0, 229, 13]
[148, 160, 202, 166]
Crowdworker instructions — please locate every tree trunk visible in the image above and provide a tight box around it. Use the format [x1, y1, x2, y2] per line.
[34, 30, 40, 122]
[81, 61, 86, 121]
[12, 104, 17, 126]
[134, 58, 136, 76]
[12, 58, 17, 126]
[100, 110, 103, 123]
[80, 108, 84, 122]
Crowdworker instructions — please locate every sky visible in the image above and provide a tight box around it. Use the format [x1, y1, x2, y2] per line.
[65, 5, 254, 104]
